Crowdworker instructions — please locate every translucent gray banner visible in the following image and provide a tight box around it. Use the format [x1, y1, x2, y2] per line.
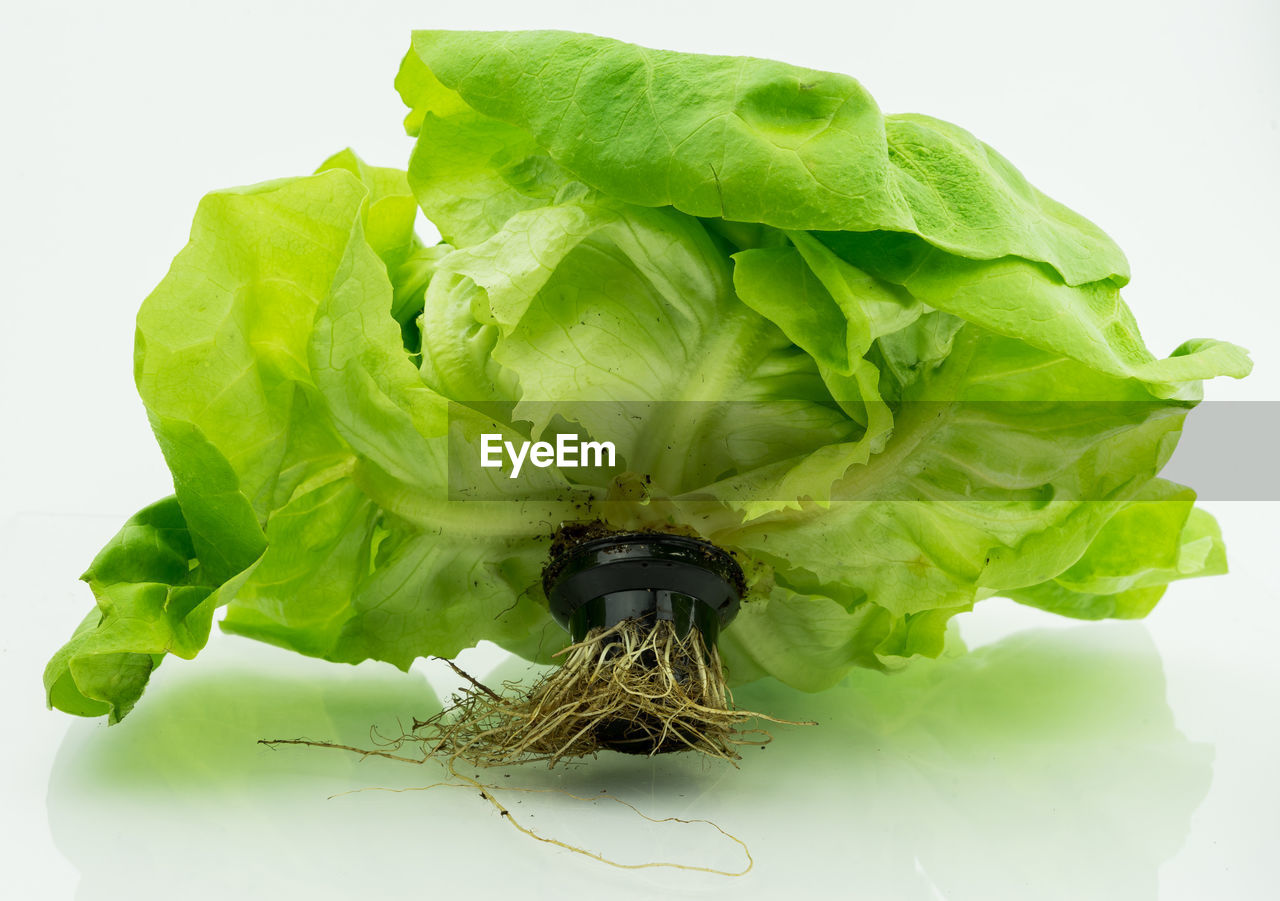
[445, 401, 1277, 502]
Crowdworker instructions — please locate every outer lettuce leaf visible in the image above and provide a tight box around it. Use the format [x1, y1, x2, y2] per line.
[50, 169, 372, 716]
[47, 155, 564, 719]
[718, 587, 896, 692]
[718, 486, 1227, 690]
[718, 325, 1186, 594]
[316, 148, 449, 348]
[326, 526, 558, 667]
[133, 170, 364, 526]
[1007, 483, 1227, 620]
[395, 52, 572, 249]
[816, 230, 1252, 401]
[710, 324, 1229, 689]
[402, 29, 1129, 286]
[43, 498, 228, 722]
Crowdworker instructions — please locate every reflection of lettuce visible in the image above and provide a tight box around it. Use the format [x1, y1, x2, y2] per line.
[731, 625, 1212, 898]
[46, 626, 1208, 899]
[45, 32, 1249, 722]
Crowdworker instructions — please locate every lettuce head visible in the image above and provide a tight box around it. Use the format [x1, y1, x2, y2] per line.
[45, 31, 1251, 722]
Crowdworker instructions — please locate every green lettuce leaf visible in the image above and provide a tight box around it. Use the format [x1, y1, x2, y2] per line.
[402, 29, 1130, 286]
[411, 184, 865, 508]
[47, 155, 565, 717]
[44, 498, 227, 722]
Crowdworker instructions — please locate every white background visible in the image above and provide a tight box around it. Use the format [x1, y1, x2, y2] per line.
[2, 1, 1276, 898]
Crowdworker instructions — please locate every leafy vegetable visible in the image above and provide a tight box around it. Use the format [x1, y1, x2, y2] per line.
[47, 31, 1250, 722]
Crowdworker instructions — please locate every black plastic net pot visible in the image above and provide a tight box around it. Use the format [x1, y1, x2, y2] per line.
[541, 531, 744, 754]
